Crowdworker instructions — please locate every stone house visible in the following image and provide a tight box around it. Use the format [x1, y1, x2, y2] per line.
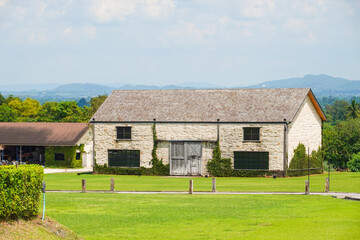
[90, 88, 326, 176]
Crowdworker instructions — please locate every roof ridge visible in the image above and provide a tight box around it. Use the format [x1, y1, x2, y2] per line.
[111, 88, 311, 92]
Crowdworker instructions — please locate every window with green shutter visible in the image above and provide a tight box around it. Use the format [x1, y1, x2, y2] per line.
[108, 150, 140, 167]
[234, 151, 269, 170]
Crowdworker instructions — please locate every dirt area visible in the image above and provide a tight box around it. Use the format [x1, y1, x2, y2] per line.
[0, 216, 82, 240]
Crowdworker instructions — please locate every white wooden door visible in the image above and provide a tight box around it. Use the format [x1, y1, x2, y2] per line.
[170, 142, 202, 176]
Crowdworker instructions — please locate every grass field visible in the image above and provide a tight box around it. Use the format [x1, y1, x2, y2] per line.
[44, 172, 360, 193]
[45, 193, 360, 240]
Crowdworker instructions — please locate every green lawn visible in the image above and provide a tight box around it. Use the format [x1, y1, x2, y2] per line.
[45, 193, 360, 240]
[44, 172, 360, 193]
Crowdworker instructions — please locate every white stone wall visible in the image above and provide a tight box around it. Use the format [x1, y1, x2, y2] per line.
[287, 96, 322, 165]
[156, 123, 217, 141]
[94, 122, 286, 173]
[220, 124, 285, 171]
[94, 123, 153, 167]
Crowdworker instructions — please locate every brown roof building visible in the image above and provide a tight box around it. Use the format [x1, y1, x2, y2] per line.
[0, 122, 90, 146]
[0, 123, 93, 168]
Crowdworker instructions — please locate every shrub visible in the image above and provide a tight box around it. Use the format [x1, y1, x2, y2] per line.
[310, 147, 324, 169]
[289, 144, 323, 175]
[232, 170, 284, 177]
[0, 165, 44, 220]
[94, 164, 153, 175]
[289, 144, 307, 170]
[207, 142, 232, 177]
[287, 169, 323, 177]
[347, 152, 360, 172]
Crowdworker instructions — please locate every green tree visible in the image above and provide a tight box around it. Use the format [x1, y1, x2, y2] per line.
[346, 99, 360, 119]
[323, 119, 360, 169]
[324, 100, 350, 125]
[21, 98, 41, 118]
[0, 93, 5, 105]
[4, 95, 22, 105]
[0, 105, 17, 122]
[347, 152, 360, 172]
[89, 95, 107, 116]
[77, 98, 88, 108]
[7, 97, 41, 121]
[37, 101, 89, 122]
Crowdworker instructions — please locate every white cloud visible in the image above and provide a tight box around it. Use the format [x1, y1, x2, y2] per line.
[63, 27, 72, 35]
[90, 0, 137, 22]
[90, 0, 175, 22]
[291, 0, 327, 17]
[143, 0, 175, 18]
[0, 0, 9, 8]
[27, 32, 48, 43]
[284, 18, 308, 33]
[171, 22, 215, 41]
[84, 24, 97, 37]
[240, 0, 275, 18]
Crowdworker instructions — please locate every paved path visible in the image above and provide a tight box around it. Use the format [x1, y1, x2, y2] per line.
[44, 167, 93, 174]
[46, 190, 360, 200]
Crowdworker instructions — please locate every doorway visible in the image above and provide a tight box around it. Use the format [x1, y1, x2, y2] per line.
[170, 142, 202, 176]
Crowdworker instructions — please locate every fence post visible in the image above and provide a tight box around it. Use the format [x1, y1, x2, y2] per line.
[110, 178, 114, 192]
[212, 178, 216, 192]
[325, 178, 329, 193]
[305, 180, 309, 195]
[189, 179, 193, 194]
[82, 179, 86, 193]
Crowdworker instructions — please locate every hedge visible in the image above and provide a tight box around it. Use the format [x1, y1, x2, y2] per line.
[94, 164, 169, 176]
[287, 168, 323, 177]
[232, 170, 285, 177]
[0, 165, 44, 220]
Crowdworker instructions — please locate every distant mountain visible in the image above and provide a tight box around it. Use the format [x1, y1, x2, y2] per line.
[52, 83, 115, 93]
[247, 74, 360, 96]
[0, 83, 61, 92]
[1, 75, 359, 103]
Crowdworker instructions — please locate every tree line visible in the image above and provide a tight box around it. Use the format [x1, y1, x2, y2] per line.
[0, 93, 107, 122]
[322, 98, 360, 171]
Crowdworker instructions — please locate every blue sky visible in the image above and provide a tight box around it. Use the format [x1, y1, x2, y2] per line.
[0, 0, 359, 87]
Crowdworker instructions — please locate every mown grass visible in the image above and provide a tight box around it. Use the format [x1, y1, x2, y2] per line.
[44, 172, 360, 193]
[45, 193, 360, 240]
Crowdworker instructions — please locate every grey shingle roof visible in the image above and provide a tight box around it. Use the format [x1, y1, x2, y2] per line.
[0, 122, 90, 146]
[91, 88, 322, 123]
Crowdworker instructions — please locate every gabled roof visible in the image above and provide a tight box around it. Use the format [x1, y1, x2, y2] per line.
[91, 88, 326, 123]
[0, 122, 90, 146]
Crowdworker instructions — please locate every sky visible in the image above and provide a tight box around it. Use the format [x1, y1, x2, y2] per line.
[0, 0, 359, 87]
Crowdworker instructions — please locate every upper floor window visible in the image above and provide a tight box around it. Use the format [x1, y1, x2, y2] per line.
[243, 127, 260, 141]
[116, 126, 131, 140]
